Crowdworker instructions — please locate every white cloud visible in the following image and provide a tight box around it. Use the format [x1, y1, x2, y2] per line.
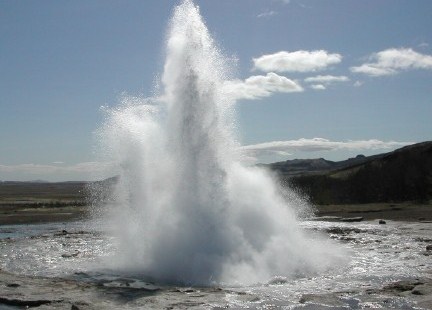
[305, 75, 349, 91]
[0, 162, 113, 181]
[350, 48, 432, 76]
[241, 138, 413, 156]
[253, 50, 342, 73]
[353, 81, 363, 87]
[304, 75, 350, 84]
[310, 84, 326, 90]
[351, 64, 396, 76]
[223, 72, 303, 100]
[257, 10, 277, 18]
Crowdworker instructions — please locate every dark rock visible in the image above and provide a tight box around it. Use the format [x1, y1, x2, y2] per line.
[379, 219, 386, 224]
[413, 237, 432, 242]
[411, 289, 424, 295]
[71, 304, 80, 310]
[341, 217, 363, 222]
[183, 289, 194, 293]
[309, 216, 342, 222]
[55, 230, 69, 236]
[326, 227, 362, 234]
[61, 251, 80, 258]
[411, 284, 432, 296]
[268, 276, 288, 285]
[6, 283, 20, 288]
[426, 245, 432, 251]
[0, 297, 53, 307]
[299, 293, 346, 306]
[383, 280, 423, 293]
[340, 236, 356, 242]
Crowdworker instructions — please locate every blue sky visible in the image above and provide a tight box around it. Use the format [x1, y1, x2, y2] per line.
[1, 0, 431, 181]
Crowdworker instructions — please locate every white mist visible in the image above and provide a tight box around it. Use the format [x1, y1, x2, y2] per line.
[96, 0, 343, 286]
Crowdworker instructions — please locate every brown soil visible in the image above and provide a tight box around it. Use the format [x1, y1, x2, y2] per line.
[0, 204, 88, 225]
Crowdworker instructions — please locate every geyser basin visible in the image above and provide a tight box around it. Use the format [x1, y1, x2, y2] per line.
[96, 0, 344, 286]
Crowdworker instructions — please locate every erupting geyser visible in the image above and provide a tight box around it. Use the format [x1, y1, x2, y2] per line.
[96, 0, 342, 285]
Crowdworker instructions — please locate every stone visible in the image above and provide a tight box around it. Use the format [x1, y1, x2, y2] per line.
[340, 217, 363, 222]
[383, 280, 423, 293]
[61, 251, 80, 258]
[412, 283, 432, 296]
[326, 227, 362, 234]
[0, 297, 53, 307]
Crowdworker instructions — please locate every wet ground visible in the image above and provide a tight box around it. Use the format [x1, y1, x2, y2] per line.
[0, 219, 431, 309]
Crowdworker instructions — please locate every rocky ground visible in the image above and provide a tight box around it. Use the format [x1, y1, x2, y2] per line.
[1, 266, 431, 309]
[1, 203, 432, 309]
[0, 269, 229, 309]
[1, 219, 431, 309]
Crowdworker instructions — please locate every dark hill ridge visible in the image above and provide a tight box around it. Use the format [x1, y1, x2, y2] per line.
[262, 154, 385, 177]
[276, 141, 432, 205]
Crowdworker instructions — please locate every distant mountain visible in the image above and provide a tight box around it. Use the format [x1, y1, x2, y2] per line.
[271, 141, 432, 205]
[260, 154, 384, 177]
